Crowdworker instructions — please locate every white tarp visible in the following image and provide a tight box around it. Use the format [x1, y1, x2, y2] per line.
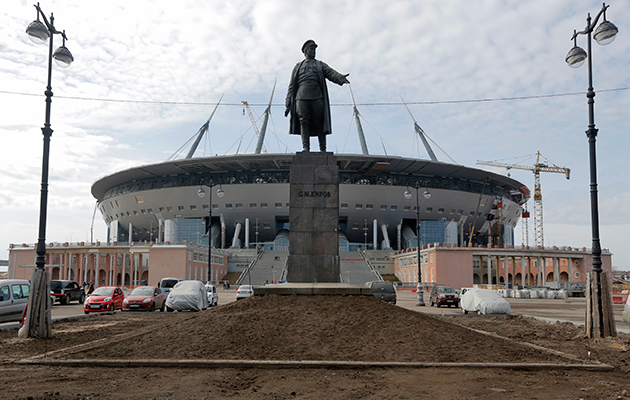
[460, 288, 511, 315]
[165, 280, 209, 311]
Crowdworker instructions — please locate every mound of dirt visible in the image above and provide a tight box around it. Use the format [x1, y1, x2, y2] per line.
[66, 295, 562, 363]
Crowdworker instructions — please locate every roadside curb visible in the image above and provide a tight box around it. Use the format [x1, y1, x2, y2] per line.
[15, 358, 615, 371]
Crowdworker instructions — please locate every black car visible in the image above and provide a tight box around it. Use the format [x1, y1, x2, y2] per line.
[50, 280, 85, 305]
[368, 281, 397, 304]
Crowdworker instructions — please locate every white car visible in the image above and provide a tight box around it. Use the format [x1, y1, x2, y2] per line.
[165, 280, 209, 312]
[205, 284, 219, 307]
[236, 285, 254, 300]
[460, 288, 511, 315]
[623, 293, 629, 328]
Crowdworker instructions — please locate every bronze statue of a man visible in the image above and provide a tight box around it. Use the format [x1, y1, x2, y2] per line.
[285, 40, 350, 152]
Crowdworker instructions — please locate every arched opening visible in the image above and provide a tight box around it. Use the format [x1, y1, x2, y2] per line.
[124, 273, 130, 286]
[560, 271, 569, 282]
[141, 270, 148, 285]
[98, 269, 107, 286]
[547, 272, 554, 282]
[51, 267, 60, 280]
[473, 274, 480, 284]
[116, 273, 122, 286]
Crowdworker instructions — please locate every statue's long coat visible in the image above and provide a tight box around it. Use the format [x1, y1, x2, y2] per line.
[285, 59, 347, 136]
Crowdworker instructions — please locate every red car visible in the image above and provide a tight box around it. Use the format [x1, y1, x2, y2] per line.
[122, 286, 165, 312]
[84, 286, 124, 314]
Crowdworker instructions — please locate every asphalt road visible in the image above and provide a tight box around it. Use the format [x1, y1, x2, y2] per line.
[2, 288, 628, 334]
[397, 290, 630, 334]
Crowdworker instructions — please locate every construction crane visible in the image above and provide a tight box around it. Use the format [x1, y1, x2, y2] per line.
[476, 151, 570, 248]
[241, 101, 268, 153]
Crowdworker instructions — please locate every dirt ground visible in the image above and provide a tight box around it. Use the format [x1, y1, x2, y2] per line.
[1, 294, 630, 399]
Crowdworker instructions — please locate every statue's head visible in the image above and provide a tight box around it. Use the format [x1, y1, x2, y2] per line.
[302, 39, 317, 59]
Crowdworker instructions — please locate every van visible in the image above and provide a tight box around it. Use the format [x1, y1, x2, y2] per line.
[0, 279, 30, 323]
[158, 277, 182, 300]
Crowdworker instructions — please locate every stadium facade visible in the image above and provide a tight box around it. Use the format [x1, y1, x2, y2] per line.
[91, 153, 530, 252]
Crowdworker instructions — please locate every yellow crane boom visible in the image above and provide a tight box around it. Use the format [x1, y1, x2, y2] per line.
[476, 151, 570, 247]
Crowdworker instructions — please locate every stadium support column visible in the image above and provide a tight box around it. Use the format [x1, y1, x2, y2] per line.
[128, 223, 133, 244]
[245, 218, 250, 248]
[232, 223, 242, 248]
[373, 219, 378, 250]
[380, 224, 390, 250]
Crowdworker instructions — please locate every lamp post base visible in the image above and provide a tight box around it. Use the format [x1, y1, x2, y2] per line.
[416, 288, 425, 306]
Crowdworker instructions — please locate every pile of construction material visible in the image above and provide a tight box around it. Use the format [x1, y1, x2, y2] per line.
[498, 288, 568, 299]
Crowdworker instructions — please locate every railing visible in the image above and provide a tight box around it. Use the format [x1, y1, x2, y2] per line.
[358, 248, 384, 282]
[280, 257, 288, 282]
[235, 248, 265, 285]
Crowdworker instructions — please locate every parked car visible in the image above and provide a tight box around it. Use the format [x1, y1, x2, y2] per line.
[159, 277, 182, 301]
[460, 288, 511, 315]
[50, 280, 85, 305]
[0, 279, 30, 323]
[366, 281, 397, 304]
[236, 285, 254, 300]
[623, 292, 629, 328]
[205, 284, 219, 307]
[429, 285, 459, 307]
[165, 280, 208, 311]
[122, 286, 165, 312]
[83, 286, 125, 314]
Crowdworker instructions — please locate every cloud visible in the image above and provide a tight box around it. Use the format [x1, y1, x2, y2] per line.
[1, 0, 629, 267]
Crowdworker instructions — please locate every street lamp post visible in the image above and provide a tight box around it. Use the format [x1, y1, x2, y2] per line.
[404, 184, 431, 306]
[565, 3, 618, 338]
[20, 3, 73, 339]
[198, 181, 224, 284]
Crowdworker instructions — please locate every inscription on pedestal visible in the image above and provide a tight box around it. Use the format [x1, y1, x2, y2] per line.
[287, 153, 339, 282]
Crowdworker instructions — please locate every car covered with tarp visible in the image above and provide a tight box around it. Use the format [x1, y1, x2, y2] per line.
[164, 280, 209, 312]
[460, 288, 511, 315]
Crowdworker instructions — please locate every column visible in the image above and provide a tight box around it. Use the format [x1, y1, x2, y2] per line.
[527, 257, 531, 287]
[67, 252, 73, 281]
[538, 256, 543, 286]
[108, 253, 113, 286]
[373, 219, 378, 250]
[488, 254, 492, 285]
[494, 256, 501, 285]
[121, 253, 127, 289]
[134, 253, 139, 287]
[95, 253, 100, 287]
[504, 257, 509, 287]
[553, 257, 559, 286]
[568, 257, 573, 284]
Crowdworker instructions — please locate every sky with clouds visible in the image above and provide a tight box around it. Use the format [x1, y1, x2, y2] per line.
[1, 0, 629, 270]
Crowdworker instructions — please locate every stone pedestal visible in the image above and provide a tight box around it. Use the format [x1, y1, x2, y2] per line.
[287, 153, 339, 282]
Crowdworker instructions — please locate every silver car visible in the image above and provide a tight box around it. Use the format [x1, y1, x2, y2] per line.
[0, 279, 30, 323]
